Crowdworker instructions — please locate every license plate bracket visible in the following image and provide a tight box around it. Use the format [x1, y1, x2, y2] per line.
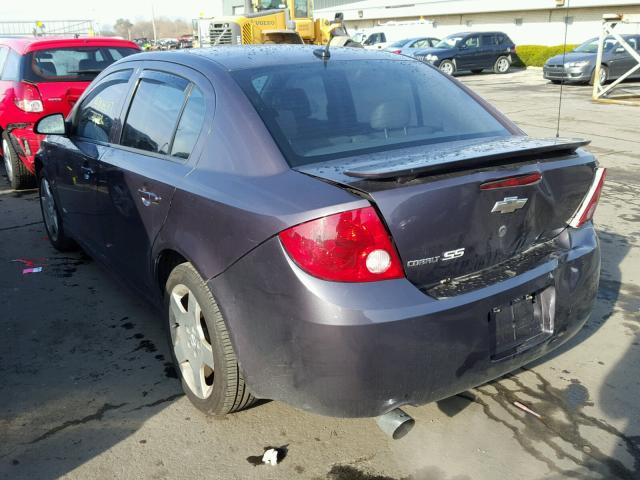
[489, 287, 555, 361]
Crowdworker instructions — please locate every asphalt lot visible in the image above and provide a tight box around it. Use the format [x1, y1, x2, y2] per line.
[1, 68, 639, 480]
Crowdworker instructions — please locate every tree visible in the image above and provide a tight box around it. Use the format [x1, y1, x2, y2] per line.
[114, 18, 134, 39]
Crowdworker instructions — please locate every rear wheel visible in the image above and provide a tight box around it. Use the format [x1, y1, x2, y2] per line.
[2, 133, 33, 190]
[165, 263, 255, 415]
[438, 60, 455, 75]
[493, 56, 511, 74]
[39, 175, 76, 251]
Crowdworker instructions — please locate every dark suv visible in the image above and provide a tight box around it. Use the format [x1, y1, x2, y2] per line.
[414, 31, 516, 76]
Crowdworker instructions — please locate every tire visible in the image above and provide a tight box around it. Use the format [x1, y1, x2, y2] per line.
[493, 56, 511, 74]
[471, 69, 483, 74]
[165, 263, 255, 415]
[39, 175, 77, 252]
[589, 65, 608, 86]
[2, 132, 34, 190]
[438, 60, 455, 75]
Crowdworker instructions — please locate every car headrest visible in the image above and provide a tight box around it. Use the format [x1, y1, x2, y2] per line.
[37, 61, 57, 76]
[271, 88, 311, 120]
[370, 101, 410, 131]
[79, 58, 100, 71]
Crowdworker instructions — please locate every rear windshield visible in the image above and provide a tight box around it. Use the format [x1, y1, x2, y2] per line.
[232, 59, 509, 166]
[23, 46, 138, 82]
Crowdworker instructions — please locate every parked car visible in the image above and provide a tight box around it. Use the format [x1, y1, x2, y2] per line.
[0, 36, 140, 189]
[178, 34, 194, 49]
[414, 31, 516, 75]
[384, 37, 440, 55]
[34, 46, 604, 431]
[543, 35, 640, 85]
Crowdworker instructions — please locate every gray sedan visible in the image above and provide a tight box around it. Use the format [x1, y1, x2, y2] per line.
[384, 36, 439, 55]
[543, 35, 640, 85]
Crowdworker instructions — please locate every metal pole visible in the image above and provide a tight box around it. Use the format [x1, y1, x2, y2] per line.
[592, 17, 607, 100]
[151, 4, 157, 43]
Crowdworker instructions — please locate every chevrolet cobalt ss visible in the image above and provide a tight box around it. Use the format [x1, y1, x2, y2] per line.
[34, 46, 604, 422]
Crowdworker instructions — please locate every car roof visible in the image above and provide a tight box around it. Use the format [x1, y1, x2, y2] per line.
[136, 45, 406, 72]
[0, 36, 139, 55]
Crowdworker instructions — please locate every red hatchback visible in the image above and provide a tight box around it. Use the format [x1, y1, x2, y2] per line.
[0, 37, 139, 189]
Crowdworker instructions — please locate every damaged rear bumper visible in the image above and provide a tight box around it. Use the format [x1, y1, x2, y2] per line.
[209, 224, 600, 418]
[4, 123, 43, 174]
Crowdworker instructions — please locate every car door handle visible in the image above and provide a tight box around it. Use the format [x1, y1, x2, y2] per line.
[81, 165, 94, 180]
[138, 188, 162, 206]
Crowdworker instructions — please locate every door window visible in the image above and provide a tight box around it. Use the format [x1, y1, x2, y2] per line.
[293, 0, 308, 18]
[171, 86, 206, 159]
[412, 39, 429, 48]
[76, 69, 133, 142]
[0, 47, 8, 76]
[464, 36, 480, 48]
[481, 35, 497, 47]
[121, 71, 190, 155]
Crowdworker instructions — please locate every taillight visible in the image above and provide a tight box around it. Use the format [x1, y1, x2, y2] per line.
[279, 206, 404, 282]
[569, 167, 606, 228]
[391, 49, 402, 54]
[14, 82, 44, 113]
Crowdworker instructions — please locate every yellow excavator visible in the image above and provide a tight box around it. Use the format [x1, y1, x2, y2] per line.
[193, 0, 356, 47]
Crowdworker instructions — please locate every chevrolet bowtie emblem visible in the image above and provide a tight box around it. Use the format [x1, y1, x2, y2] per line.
[491, 196, 528, 214]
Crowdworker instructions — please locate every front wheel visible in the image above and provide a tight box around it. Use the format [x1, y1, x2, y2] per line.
[494, 56, 511, 74]
[165, 263, 255, 415]
[39, 175, 76, 252]
[438, 60, 455, 75]
[589, 65, 608, 86]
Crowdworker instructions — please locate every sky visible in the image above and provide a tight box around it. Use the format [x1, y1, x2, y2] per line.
[2, 0, 222, 29]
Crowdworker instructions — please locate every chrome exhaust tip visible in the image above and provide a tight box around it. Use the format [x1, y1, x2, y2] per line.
[375, 408, 415, 440]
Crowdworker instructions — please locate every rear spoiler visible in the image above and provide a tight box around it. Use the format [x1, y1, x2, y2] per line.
[344, 137, 590, 180]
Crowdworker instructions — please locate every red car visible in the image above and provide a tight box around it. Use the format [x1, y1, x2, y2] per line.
[0, 37, 140, 189]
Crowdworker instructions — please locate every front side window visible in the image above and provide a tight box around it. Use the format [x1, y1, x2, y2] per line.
[76, 69, 133, 142]
[464, 36, 480, 48]
[121, 71, 189, 155]
[23, 47, 138, 83]
[171, 87, 206, 159]
[232, 60, 509, 167]
[294, 0, 308, 17]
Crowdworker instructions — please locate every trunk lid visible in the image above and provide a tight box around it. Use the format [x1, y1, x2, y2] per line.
[296, 136, 597, 289]
[36, 81, 90, 115]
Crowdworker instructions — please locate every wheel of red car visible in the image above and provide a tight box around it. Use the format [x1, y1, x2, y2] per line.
[39, 175, 76, 252]
[2, 133, 33, 190]
[494, 56, 511, 74]
[165, 263, 255, 415]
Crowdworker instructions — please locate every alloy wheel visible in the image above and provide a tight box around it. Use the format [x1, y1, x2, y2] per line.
[169, 284, 215, 399]
[40, 177, 60, 242]
[497, 58, 510, 73]
[2, 139, 14, 183]
[599, 68, 607, 84]
[440, 62, 454, 75]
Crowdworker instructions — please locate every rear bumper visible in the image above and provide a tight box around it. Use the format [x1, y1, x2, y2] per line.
[209, 224, 600, 418]
[4, 124, 42, 173]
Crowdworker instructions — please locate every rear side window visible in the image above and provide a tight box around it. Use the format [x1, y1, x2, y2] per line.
[481, 35, 498, 46]
[121, 71, 189, 155]
[171, 86, 206, 159]
[0, 49, 20, 81]
[76, 69, 133, 142]
[232, 60, 509, 166]
[0, 47, 8, 76]
[23, 47, 138, 83]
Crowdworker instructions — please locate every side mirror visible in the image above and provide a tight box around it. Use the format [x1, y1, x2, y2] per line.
[459, 44, 467, 50]
[35, 113, 67, 136]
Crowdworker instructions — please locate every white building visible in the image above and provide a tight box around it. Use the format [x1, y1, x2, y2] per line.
[316, 0, 640, 45]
